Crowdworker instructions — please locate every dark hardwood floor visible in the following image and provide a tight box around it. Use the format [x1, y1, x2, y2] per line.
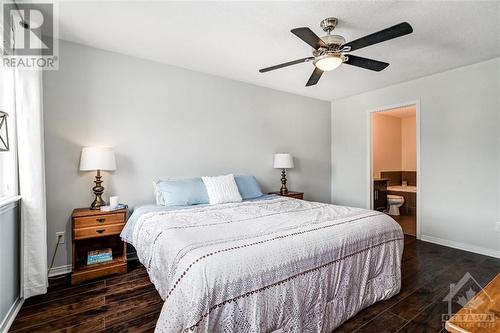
[10, 236, 500, 332]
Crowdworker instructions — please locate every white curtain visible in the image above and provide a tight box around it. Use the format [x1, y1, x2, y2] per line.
[12, 12, 48, 299]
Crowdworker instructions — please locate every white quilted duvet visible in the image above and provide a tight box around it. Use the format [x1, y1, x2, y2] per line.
[128, 196, 403, 332]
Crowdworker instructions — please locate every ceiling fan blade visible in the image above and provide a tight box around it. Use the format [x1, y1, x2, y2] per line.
[344, 55, 389, 71]
[343, 22, 413, 52]
[306, 67, 324, 86]
[259, 57, 314, 73]
[291, 27, 327, 50]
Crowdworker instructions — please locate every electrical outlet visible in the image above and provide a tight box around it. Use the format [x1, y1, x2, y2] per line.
[56, 231, 65, 244]
[496, 222, 500, 233]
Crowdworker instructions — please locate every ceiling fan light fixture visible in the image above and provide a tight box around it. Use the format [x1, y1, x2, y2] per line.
[259, 19, 413, 86]
[314, 54, 343, 71]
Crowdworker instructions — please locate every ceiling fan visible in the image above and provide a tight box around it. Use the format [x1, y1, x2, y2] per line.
[259, 18, 413, 87]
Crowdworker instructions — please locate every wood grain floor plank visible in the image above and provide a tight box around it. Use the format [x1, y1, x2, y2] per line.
[55, 318, 105, 333]
[13, 305, 110, 333]
[104, 293, 162, 327]
[390, 248, 490, 321]
[18, 271, 152, 321]
[105, 266, 148, 286]
[11, 290, 161, 333]
[334, 301, 388, 332]
[354, 311, 408, 333]
[105, 278, 156, 304]
[408, 299, 449, 331]
[22, 280, 106, 308]
[397, 321, 440, 333]
[100, 309, 161, 333]
[10, 296, 105, 331]
[17, 289, 107, 319]
[389, 287, 448, 320]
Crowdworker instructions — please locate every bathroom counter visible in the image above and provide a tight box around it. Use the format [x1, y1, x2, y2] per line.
[387, 185, 417, 193]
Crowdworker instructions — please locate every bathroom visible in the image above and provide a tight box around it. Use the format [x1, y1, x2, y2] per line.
[371, 105, 417, 236]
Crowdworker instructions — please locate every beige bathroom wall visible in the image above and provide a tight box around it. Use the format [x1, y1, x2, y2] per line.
[372, 113, 402, 178]
[402, 116, 416, 171]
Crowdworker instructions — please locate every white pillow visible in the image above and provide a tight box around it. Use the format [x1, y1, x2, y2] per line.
[202, 174, 243, 205]
[152, 180, 165, 205]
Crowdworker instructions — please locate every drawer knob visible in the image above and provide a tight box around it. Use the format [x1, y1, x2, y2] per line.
[96, 218, 105, 223]
[96, 229, 105, 234]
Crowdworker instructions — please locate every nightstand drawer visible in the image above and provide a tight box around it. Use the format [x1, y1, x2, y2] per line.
[74, 213, 125, 229]
[74, 223, 124, 240]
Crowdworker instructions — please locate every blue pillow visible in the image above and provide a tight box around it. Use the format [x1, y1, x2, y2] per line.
[234, 175, 263, 199]
[155, 178, 209, 206]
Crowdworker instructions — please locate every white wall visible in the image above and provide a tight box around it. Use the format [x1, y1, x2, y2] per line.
[332, 57, 500, 257]
[43, 41, 331, 270]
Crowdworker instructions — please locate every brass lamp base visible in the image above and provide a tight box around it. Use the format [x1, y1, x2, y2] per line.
[90, 170, 106, 210]
[280, 169, 289, 194]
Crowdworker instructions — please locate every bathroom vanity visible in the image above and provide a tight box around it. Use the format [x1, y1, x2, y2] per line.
[373, 179, 388, 212]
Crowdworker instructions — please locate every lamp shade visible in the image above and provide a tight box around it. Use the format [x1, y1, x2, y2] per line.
[273, 153, 294, 169]
[79, 147, 116, 171]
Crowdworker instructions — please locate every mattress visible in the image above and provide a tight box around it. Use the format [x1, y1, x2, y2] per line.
[122, 196, 403, 332]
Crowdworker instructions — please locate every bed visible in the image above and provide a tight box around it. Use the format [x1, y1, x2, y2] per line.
[121, 195, 403, 332]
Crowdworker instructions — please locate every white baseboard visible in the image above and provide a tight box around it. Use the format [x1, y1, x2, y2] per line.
[0, 297, 24, 333]
[48, 264, 72, 278]
[420, 235, 500, 259]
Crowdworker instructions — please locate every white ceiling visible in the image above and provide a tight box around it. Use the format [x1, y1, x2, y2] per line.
[53, 1, 500, 101]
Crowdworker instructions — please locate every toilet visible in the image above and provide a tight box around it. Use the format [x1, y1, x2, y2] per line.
[387, 195, 404, 215]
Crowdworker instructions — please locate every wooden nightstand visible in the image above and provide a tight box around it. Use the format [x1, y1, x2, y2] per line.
[71, 208, 128, 285]
[268, 191, 304, 200]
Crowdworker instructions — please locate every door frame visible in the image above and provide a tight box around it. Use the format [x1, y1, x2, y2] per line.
[367, 100, 421, 239]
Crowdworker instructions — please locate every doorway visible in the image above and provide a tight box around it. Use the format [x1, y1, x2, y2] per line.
[369, 102, 420, 237]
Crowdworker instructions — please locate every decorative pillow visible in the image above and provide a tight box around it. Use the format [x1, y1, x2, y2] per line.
[234, 175, 263, 199]
[152, 180, 165, 205]
[202, 174, 243, 205]
[153, 178, 209, 206]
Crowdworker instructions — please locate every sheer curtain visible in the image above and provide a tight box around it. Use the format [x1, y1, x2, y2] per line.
[10, 10, 48, 299]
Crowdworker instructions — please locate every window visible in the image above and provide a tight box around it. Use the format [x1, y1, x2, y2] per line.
[0, 67, 18, 199]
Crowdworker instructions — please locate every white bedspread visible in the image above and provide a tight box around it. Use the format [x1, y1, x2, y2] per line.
[129, 197, 403, 332]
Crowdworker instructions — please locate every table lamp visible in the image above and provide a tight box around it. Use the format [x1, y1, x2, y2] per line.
[273, 153, 294, 194]
[79, 147, 116, 209]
